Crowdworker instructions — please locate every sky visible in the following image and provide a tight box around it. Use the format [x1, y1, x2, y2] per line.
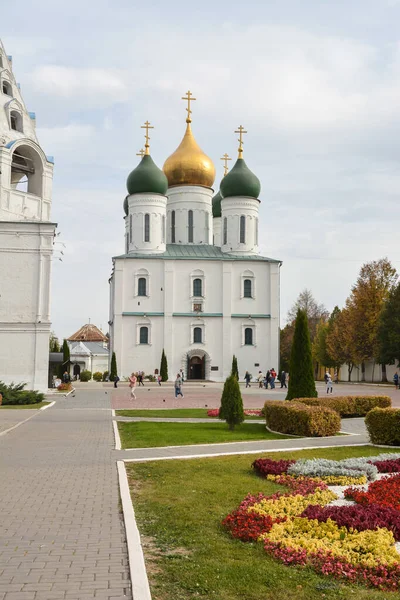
[3, 0, 400, 340]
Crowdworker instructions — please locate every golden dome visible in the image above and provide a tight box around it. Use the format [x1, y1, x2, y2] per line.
[163, 122, 216, 188]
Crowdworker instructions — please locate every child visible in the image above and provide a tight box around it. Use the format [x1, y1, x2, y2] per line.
[128, 372, 137, 399]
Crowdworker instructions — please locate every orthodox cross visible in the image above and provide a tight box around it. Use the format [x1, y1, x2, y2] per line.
[141, 120, 154, 155]
[220, 153, 232, 176]
[136, 148, 145, 157]
[235, 125, 247, 158]
[182, 90, 196, 123]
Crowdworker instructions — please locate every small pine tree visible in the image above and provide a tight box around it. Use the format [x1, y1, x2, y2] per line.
[110, 352, 118, 381]
[231, 355, 239, 379]
[58, 339, 70, 377]
[219, 375, 244, 430]
[286, 309, 318, 400]
[160, 349, 168, 382]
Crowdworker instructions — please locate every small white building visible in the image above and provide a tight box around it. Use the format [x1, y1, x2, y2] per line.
[109, 98, 281, 381]
[0, 41, 55, 392]
[67, 324, 109, 378]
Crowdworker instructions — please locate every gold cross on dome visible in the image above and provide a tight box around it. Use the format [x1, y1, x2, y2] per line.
[136, 148, 145, 157]
[182, 90, 196, 123]
[220, 153, 232, 176]
[235, 125, 247, 158]
[141, 120, 154, 155]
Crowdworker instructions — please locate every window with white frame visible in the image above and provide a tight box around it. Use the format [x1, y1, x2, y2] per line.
[193, 278, 202, 297]
[241, 270, 255, 299]
[2, 80, 12, 96]
[190, 269, 205, 299]
[240, 215, 246, 244]
[134, 269, 149, 297]
[136, 320, 151, 345]
[190, 320, 205, 344]
[144, 213, 150, 242]
[242, 319, 256, 346]
[193, 327, 202, 343]
[10, 110, 23, 132]
[129, 215, 132, 243]
[223, 217, 227, 245]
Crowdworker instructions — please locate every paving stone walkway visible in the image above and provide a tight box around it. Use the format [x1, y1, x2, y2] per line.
[0, 410, 39, 435]
[0, 391, 131, 600]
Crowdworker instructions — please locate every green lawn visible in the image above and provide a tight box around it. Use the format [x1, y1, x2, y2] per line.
[116, 408, 262, 420]
[0, 402, 50, 410]
[127, 446, 400, 600]
[117, 421, 287, 448]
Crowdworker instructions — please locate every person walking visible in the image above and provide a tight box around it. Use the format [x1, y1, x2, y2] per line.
[265, 370, 270, 389]
[175, 373, 184, 398]
[113, 374, 120, 389]
[394, 371, 399, 390]
[324, 371, 329, 385]
[257, 371, 264, 388]
[128, 372, 137, 400]
[270, 368, 277, 389]
[244, 371, 251, 388]
[326, 373, 333, 394]
[179, 368, 185, 383]
[157, 374, 162, 386]
[280, 370, 287, 389]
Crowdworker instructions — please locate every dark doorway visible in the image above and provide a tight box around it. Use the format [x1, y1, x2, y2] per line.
[188, 355, 205, 380]
[73, 364, 81, 379]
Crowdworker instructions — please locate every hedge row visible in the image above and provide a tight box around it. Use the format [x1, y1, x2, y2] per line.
[295, 396, 391, 418]
[365, 408, 400, 446]
[264, 401, 340, 437]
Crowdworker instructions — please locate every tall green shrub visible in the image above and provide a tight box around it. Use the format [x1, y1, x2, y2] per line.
[231, 355, 239, 379]
[160, 349, 168, 382]
[219, 375, 244, 431]
[286, 309, 317, 400]
[110, 351, 118, 381]
[58, 339, 70, 377]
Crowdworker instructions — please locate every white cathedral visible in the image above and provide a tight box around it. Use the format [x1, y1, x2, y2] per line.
[0, 42, 55, 392]
[109, 93, 281, 381]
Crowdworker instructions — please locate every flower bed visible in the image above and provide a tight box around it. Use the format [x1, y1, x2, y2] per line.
[208, 408, 262, 418]
[223, 455, 400, 590]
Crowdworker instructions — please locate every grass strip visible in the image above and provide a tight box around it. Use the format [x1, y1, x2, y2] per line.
[127, 446, 397, 600]
[118, 421, 286, 448]
[0, 402, 50, 410]
[116, 408, 261, 420]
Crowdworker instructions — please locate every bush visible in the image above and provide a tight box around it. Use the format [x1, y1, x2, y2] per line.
[296, 395, 391, 417]
[145, 374, 156, 382]
[160, 349, 168, 382]
[102, 371, 109, 381]
[365, 407, 400, 445]
[219, 375, 244, 430]
[80, 370, 92, 382]
[264, 401, 340, 437]
[286, 309, 317, 400]
[92, 371, 103, 382]
[0, 381, 44, 405]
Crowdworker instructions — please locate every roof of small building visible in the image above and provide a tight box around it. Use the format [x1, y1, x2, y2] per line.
[67, 324, 107, 342]
[114, 244, 281, 263]
[69, 341, 109, 355]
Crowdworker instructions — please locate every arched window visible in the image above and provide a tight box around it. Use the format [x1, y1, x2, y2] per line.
[193, 327, 202, 343]
[244, 328, 253, 345]
[171, 210, 176, 243]
[193, 278, 202, 297]
[10, 146, 43, 196]
[240, 215, 246, 244]
[2, 81, 12, 96]
[138, 277, 147, 296]
[144, 214, 150, 242]
[129, 215, 132, 243]
[162, 215, 166, 243]
[139, 326, 149, 344]
[223, 217, 227, 245]
[243, 279, 252, 298]
[10, 110, 23, 132]
[188, 210, 194, 243]
[255, 217, 258, 246]
[125, 233, 129, 254]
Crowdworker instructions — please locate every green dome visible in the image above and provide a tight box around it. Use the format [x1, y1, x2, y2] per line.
[220, 158, 261, 199]
[126, 154, 168, 196]
[212, 190, 222, 218]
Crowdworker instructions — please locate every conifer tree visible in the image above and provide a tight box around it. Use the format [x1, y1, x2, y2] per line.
[219, 375, 244, 430]
[160, 349, 168, 382]
[110, 351, 118, 381]
[378, 282, 400, 367]
[231, 355, 239, 379]
[58, 339, 70, 378]
[286, 309, 317, 400]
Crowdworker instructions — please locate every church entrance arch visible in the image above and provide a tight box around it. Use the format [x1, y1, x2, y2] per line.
[73, 364, 81, 379]
[183, 349, 211, 381]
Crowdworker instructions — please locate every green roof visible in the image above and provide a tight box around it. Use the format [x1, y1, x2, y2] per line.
[114, 244, 281, 263]
[126, 154, 168, 197]
[220, 157, 261, 199]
